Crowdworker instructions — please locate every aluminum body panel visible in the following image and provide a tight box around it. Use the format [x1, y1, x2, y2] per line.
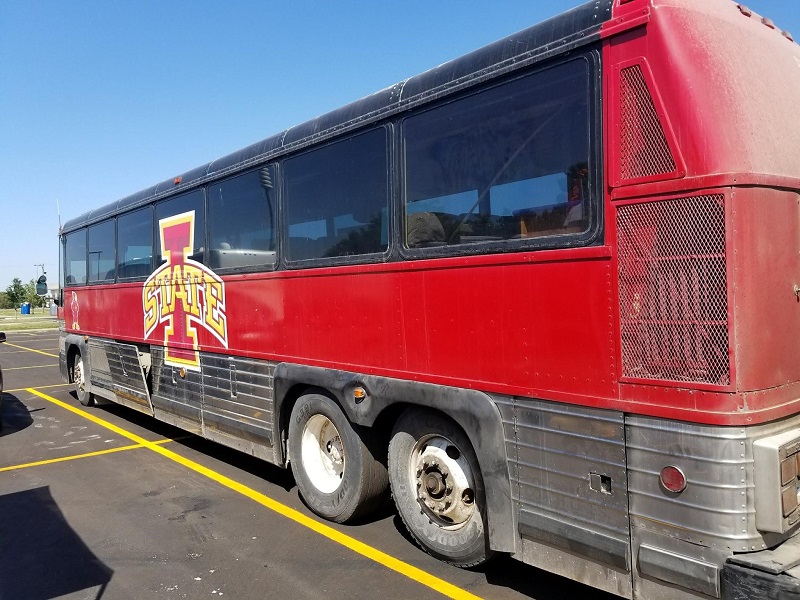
[497, 396, 632, 597]
[627, 412, 800, 598]
[494, 401, 800, 599]
[150, 346, 277, 461]
[150, 345, 203, 434]
[88, 339, 151, 414]
[627, 414, 800, 553]
[520, 537, 632, 599]
[626, 416, 752, 550]
[200, 354, 276, 447]
[637, 543, 721, 599]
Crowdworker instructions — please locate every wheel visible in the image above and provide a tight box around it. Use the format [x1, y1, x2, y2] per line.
[388, 408, 493, 567]
[73, 350, 95, 407]
[288, 393, 388, 523]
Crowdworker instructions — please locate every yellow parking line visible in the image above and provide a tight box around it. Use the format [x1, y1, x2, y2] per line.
[3, 383, 70, 394]
[4, 364, 59, 371]
[27, 387, 482, 600]
[4, 342, 59, 358]
[0, 438, 174, 472]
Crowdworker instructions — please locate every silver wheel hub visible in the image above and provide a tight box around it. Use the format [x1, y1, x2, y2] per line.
[411, 436, 475, 527]
[301, 414, 345, 494]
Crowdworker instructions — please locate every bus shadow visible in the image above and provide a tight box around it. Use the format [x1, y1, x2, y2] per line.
[0, 393, 34, 436]
[477, 551, 619, 600]
[94, 402, 298, 493]
[0, 486, 112, 599]
[95, 402, 402, 525]
[390, 514, 617, 599]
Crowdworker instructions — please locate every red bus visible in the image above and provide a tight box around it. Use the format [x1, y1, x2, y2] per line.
[58, 0, 800, 597]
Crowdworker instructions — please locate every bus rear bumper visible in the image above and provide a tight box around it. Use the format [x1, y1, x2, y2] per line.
[723, 533, 800, 599]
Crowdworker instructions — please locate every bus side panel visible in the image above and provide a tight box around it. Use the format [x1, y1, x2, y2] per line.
[499, 397, 632, 599]
[65, 251, 618, 408]
[729, 187, 800, 394]
[150, 345, 203, 434]
[87, 338, 152, 414]
[200, 353, 277, 462]
[627, 416, 750, 599]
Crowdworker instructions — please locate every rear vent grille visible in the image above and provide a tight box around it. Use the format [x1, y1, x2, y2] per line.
[617, 196, 729, 386]
[619, 64, 676, 181]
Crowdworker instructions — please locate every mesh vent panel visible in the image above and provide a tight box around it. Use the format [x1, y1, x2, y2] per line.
[619, 64, 676, 181]
[617, 196, 729, 386]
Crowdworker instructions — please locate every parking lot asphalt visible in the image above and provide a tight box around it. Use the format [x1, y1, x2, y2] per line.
[0, 330, 616, 600]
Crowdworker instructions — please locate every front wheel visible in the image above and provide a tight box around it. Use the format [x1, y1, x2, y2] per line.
[388, 408, 493, 568]
[73, 350, 95, 407]
[288, 393, 388, 523]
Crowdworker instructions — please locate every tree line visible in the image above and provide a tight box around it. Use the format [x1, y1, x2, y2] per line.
[0, 278, 48, 310]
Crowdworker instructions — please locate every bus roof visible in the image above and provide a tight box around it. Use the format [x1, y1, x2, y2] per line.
[62, 0, 612, 234]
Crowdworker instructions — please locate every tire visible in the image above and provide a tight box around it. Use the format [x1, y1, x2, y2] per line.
[73, 350, 95, 407]
[388, 408, 493, 568]
[288, 393, 388, 523]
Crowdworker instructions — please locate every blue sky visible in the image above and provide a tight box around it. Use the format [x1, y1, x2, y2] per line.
[0, 0, 798, 291]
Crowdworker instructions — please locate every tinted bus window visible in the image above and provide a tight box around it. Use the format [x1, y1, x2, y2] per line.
[155, 190, 205, 264]
[117, 207, 154, 279]
[207, 166, 277, 270]
[284, 128, 389, 261]
[403, 59, 592, 248]
[65, 230, 87, 285]
[88, 219, 116, 283]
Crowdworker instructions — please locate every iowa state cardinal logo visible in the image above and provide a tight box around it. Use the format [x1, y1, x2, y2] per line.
[142, 210, 228, 370]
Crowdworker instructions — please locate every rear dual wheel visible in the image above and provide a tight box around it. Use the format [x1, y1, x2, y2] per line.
[288, 393, 388, 523]
[388, 408, 493, 568]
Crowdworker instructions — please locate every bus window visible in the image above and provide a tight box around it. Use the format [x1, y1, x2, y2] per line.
[403, 58, 592, 247]
[207, 166, 276, 270]
[155, 190, 205, 264]
[88, 220, 116, 283]
[284, 128, 389, 262]
[117, 207, 153, 279]
[64, 229, 87, 285]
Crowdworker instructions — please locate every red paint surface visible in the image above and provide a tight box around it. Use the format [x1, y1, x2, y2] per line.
[604, 0, 800, 424]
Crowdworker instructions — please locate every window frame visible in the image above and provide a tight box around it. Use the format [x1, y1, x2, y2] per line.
[154, 188, 207, 267]
[280, 125, 393, 270]
[64, 228, 88, 287]
[206, 164, 279, 275]
[87, 218, 117, 284]
[117, 205, 155, 282]
[398, 51, 603, 261]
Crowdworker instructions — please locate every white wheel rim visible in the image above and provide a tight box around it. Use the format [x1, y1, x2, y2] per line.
[301, 414, 345, 494]
[75, 357, 86, 394]
[410, 435, 475, 529]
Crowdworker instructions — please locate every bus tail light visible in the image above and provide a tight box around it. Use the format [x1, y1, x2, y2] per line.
[659, 465, 687, 493]
[754, 430, 800, 533]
